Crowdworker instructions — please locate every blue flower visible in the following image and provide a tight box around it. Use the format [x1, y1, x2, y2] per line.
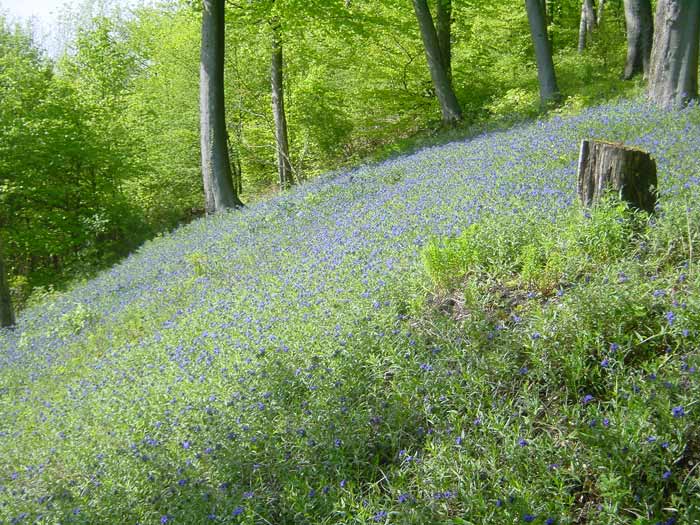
[372, 510, 387, 522]
[232, 506, 244, 516]
[582, 394, 594, 404]
[398, 493, 412, 504]
[523, 514, 535, 522]
[663, 470, 672, 479]
[672, 406, 685, 418]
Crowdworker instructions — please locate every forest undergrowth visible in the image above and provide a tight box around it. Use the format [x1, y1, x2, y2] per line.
[1, 98, 700, 524]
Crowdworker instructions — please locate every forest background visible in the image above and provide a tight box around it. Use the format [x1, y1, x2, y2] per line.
[1, 0, 640, 308]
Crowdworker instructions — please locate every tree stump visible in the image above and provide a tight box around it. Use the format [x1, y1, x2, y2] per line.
[576, 140, 657, 213]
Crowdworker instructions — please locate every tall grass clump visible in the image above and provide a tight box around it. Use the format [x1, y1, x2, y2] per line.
[1, 99, 700, 524]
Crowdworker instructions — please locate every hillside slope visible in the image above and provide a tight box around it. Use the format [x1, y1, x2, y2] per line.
[1, 100, 700, 524]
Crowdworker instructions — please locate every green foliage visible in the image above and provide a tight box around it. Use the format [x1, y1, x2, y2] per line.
[416, 192, 700, 522]
[423, 224, 486, 289]
[3, 97, 700, 524]
[424, 197, 647, 292]
[0, 0, 640, 311]
[0, 17, 149, 295]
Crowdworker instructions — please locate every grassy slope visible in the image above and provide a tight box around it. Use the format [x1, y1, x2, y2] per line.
[1, 99, 700, 524]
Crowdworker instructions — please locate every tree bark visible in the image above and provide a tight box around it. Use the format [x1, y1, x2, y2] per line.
[271, 21, 293, 189]
[597, 0, 605, 26]
[623, 0, 653, 80]
[539, 0, 550, 43]
[412, 0, 462, 125]
[648, 0, 700, 108]
[578, 0, 597, 53]
[0, 240, 15, 329]
[435, 0, 452, 82]
[525, 0, 561, 107]
[200, 0, 243, 213]
[577, 140, 657, 213]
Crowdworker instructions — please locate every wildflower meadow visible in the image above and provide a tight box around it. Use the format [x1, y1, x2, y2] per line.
[2, 99, 700, 524]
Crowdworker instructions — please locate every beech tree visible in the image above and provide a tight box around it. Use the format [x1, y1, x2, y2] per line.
[578, 0, 597, 53]
[648, 0, 700, 108]
[525, 0, 561, 107]
[435, 0, 452, 82]
[0, 240, 14, 328]
[412, 0, 462, 125]
[200, 0, 243, 213]
[622, 0, 653, 80]
[271, 19, 293, 189]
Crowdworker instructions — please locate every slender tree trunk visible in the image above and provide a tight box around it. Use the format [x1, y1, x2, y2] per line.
[200, 0, 243, 213]
[525, 0, 561, 107]
[412, 0, 462, 125]
[0, 241, 15, 329]
[648, 0, 700, 108]
[271, 22, 293, 190]
[578, 0, 597, 52]
[435, 0, 452, 82]
[597, 0, 605, 26]
[623, 0, 653, 80]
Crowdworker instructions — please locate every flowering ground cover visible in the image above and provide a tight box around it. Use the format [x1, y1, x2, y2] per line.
[1, 99, 700, 524]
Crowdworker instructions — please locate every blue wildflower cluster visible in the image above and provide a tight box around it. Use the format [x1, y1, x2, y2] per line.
[1, 99, 700, 523]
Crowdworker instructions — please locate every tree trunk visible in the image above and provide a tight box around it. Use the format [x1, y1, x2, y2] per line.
[0, 241, 15, 329]
[271, 22, 293, 190]
[578, 0, 597, 53]
[648, 0, 700, 108]
[525, 0, 561, 107]
[577, 140, 657, 213]
[200, 0, 243, 213]
[597, 0, 605, 26]
[623, 0, 653, 80]
[412, 0, 462, 125]
[435, 0, 452, 82]
[539, 0, 550, 44]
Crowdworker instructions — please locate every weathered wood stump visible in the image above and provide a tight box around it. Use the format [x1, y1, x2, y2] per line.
[576, 140, 657, 213]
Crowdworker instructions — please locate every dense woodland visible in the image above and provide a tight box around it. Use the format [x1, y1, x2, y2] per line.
[0, 0, 698, 317]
